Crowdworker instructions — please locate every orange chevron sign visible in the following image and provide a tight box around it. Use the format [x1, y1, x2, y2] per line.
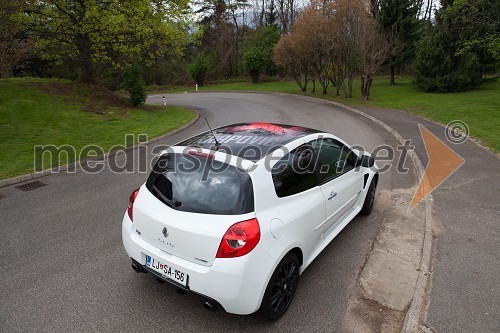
[410, 125, 465, 210]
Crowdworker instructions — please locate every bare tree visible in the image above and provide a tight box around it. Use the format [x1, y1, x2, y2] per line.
[331, 0, 366, 98]
[293, 7, 332, 93]
[274, 33, 312, 91]
[358, 20, 390, 100]
[251, 0, 302, 31]
[326, 0, 389, 98]
[196, 0, 248, 77]
[416, 0, 435, 21]
[274, 0, 390, 99]
[276, 0, 301, 32]
[274, 6, 334, 93]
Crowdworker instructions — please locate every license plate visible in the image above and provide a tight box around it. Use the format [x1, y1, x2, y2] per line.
[145, 255, 188, 287]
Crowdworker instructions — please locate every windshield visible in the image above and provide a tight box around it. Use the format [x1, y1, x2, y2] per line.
[146, 153, 254, 215]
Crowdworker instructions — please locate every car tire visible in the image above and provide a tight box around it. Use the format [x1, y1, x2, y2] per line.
[260, 252, 300, 321]
[360, 177, 377, 216]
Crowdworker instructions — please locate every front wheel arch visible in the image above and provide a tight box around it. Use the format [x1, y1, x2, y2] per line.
[360, 173, 378, 216]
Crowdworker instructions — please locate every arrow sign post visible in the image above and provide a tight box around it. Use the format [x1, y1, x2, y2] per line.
[410, 124, 465, 210]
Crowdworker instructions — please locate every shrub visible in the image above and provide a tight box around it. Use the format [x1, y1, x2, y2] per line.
[188, 54, 210, 86]
[414, 0, 499, 92]
[243, 48, 266, 83]
[414, 30, 482, 92]
[242, 26, 281, 76]
[122, 66, 146, 106]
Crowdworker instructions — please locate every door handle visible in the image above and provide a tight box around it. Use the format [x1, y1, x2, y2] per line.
[328, 191, 337, 200]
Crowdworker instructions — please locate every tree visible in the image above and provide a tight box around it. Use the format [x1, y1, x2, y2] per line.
[251, 0, 299, 32]
[273, 33, 308, 91]
[440, 0, 454, 9]
[122, 66, 146, 107]
[414, 35, 481, 92]
[0, 1, 33, 77]
[274, 33, 312, 91]
[332, 0, 368, 98]
[275, 0, 389, 99]
[23, 0, 192, 83]
[414, 0, 499, 92]
[276, 0, 299, 32]
[304, 7, 334, 94]
[243, 47, 266, 82]
[189, 53, 211, 86]
[445, 0, 500, 76]
[273, 7, 326, 93]
[416, 0, 435, 22]
[359, 20, 391, 100]
[195, 0, 248, 78]
[375, 0, 420, 85]
[242, 26, 280, 76]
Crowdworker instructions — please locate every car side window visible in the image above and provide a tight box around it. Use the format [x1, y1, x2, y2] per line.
[314, 138, 355, 184]
[272, 144, 319, 198]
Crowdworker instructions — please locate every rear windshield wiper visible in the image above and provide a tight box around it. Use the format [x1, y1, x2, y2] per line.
[151, 184, 182, 208]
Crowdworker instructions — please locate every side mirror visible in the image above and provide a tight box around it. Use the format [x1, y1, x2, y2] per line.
[361, 155, 375, 168]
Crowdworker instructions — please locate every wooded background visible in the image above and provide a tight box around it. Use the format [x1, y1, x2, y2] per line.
[1, 0, 498, 99]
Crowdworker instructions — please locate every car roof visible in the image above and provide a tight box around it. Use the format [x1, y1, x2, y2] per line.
[177, 122, 322, 162]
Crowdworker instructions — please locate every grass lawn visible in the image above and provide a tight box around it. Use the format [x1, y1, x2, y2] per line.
[0, 78, 195, 180]
[158, 77, 500, 153]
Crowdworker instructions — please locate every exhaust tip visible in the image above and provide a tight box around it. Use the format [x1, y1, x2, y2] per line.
[131, 259, 146, 273]
[131, 262, 140, 273]
[202, 300, 218, 312]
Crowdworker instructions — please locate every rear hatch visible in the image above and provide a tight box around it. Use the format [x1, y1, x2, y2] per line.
[132, 152, 255, 267]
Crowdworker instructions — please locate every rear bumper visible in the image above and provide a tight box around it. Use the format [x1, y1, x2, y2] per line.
[131, 257, 224, 310]
[122, 213, 275, 315]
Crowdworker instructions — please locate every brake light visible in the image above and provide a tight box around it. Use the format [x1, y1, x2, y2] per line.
[188, 150, 215, 159]
[216, 218, 260, 258]
[127, 188, 140, 221]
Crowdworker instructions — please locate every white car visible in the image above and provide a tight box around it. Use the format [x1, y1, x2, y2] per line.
[122, 122, 378, 320]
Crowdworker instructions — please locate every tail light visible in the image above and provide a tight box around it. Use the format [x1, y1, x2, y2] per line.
[188, 150, 215, 159]
[127, 188, 140, 221]
[216, 218, 260, 258]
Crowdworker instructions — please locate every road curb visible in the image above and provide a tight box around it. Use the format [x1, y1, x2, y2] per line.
[355, 105, 498, 159]
[0, 107, 199, 189]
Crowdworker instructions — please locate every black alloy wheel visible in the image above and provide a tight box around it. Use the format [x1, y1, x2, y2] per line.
[261, 252, 300, 320]
[360, 177, 377, 215]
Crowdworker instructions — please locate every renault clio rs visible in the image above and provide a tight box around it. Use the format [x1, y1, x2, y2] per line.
[122, 122, 378, 320]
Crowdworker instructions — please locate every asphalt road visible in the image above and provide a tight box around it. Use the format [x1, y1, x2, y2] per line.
[357, 106, 500, 333]
[0, 92, 414, 332]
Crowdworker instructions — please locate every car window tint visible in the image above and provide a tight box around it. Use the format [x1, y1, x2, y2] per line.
[314, 138, 355, 183]
[272, 144, 319, 198]
[340, 146, 355, 172]
[146, 153, 254, 215]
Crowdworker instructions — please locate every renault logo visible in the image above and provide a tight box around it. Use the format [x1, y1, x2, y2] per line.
[162, 227, 169, 238]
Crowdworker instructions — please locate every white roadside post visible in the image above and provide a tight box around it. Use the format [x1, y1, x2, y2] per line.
[163, 96, 166, 106]
[195, 84, 198, 91]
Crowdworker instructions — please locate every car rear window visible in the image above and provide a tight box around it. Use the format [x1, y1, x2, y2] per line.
[146, 153, 254, 215]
